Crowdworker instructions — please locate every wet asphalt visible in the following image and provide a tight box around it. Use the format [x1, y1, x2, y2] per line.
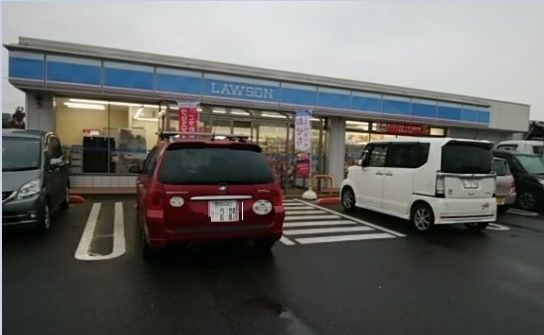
[3, 195, 544, 335]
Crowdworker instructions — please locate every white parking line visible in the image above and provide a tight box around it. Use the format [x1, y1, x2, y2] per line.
[284, 226, 373, 236]
[507, 208, 539, 217]
[295, 233, 396, 245]
[487, 223, 510, 231]
[283, 220, 356, 228]
[75, 202, 126, 261]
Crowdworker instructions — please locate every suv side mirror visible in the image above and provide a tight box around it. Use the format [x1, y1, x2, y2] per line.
[128, 165, 143, 174]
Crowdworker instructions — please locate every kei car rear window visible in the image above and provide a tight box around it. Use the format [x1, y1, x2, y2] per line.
[159, 147, 275, 184]
[441, 141, 493, 174]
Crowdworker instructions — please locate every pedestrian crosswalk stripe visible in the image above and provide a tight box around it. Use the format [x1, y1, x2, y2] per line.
[285, 210, 325, 215]
[295, 233, 396, 245]
[284, 214, 341, 221]
[294, 200, 406, 238]
[283, 220, 356, 228]
[284, 226, 373, 236]
[280, 236, 296, 245]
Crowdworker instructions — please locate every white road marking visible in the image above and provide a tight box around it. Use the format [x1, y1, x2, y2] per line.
[285, 210, 326, 215]
[284, 214, 341, 221]
[280, 236, 296, 245]
[507, 208, 539, 217]
[283, 220, 356, 228]
[487, 223, 510, 231]
[294, 199, 406, 237]
[295, 233, 396, 244]
[75, 202, 126, 261]
[284, 226, 373, 236]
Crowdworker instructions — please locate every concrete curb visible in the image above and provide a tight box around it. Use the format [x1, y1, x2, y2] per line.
[314, 197, 341, 205]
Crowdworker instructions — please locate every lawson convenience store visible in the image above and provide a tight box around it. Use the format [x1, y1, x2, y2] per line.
[5, 37, 530, 192]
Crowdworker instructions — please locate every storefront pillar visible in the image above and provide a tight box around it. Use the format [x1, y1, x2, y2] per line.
[25, 92, 55, 132]
[326, 117, 346, 188]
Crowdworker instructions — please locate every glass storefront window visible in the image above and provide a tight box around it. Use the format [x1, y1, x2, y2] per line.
[55, 97, 159, 175]
[430, 127, 446, 136]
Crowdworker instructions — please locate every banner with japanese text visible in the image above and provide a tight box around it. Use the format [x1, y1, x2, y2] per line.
[295, 109, 312, 177]
[178, 101, 200, 134]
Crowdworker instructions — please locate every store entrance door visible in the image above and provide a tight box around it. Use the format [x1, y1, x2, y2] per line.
[255, 122, 291, 188]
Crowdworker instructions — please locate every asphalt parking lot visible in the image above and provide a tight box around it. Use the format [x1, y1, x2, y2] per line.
[3, 195, 544, 335]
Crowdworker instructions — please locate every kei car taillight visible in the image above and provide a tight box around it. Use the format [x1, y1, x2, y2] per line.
[147, 181, 164, 209]
[510, 179, 516, 191]
[272, 182, 283, 206]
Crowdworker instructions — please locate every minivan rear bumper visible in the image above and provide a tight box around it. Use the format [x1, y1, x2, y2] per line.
[422, 197, 497, 224]
[144, 207, 284, 248]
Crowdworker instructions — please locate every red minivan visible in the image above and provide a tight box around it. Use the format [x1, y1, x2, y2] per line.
[134, 135, 285, 256]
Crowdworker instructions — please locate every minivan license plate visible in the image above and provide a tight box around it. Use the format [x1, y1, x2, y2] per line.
[209, 200, 238, 222]
[463, 179, 478, 189]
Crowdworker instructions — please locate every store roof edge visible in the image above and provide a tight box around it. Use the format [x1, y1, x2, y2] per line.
[4, 36, 530, 108]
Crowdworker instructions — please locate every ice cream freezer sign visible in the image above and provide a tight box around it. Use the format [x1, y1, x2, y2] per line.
[179, 102, 200, 133]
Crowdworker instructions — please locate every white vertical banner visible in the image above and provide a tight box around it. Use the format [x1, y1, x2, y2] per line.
[295, 110, 312, 178]
[295, 109, 312, 152]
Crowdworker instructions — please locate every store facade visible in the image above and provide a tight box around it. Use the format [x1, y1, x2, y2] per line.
[5, 37, 531, 192]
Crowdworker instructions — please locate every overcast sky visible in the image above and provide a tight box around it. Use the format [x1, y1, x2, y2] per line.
[2, 1, 543, 121]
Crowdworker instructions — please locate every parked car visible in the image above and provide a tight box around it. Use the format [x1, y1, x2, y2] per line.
[495, 140, 544, 156]
[132, 133, 285, 257]
[341, 138, 496, 232]
[493, 158, 516, 213]
[2, 129, 70, 233]
[493, 150, 544, 212]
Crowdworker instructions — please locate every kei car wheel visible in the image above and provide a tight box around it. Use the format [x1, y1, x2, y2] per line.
[518, 190, 538, 212]
[341, 187, 356, 212]
[38, 202, 51, 234]
[412, 203, 434, 232]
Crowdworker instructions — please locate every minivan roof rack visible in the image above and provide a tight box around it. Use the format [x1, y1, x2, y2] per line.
[156, 131, 252, 143]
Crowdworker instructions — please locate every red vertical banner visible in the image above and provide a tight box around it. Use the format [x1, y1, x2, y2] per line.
[178, 102, 200, 135]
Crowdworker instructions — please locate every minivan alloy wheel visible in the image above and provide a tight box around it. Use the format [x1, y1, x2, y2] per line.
[413, 205, 434, 232]
[341, 188, 355, 211]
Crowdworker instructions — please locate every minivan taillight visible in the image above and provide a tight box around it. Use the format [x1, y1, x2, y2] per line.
[435, 173, 445, 197]
[147, 181, 164, 209]
[272, 182, 283, 206]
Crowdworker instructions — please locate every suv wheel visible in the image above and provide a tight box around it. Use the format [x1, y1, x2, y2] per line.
[412, 203, 434, 232]
[518, 190, 537, 212]
[341, 187, 356, 211]
[465, 222, 489, 232]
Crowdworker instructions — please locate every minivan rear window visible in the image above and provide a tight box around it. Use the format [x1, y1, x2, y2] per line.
[159, 147, 275, 184]
[441, 141, 492, 174]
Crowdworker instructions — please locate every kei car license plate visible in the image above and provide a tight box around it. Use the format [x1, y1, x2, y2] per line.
[209, 200, 238, 222]
[463, 179, 478, 189]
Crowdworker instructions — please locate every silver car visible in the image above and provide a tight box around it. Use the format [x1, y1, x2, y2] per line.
[493, 158, 516, 213]
[2, 129, 70, 233]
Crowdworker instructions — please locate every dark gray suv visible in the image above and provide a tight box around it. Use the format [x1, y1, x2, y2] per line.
[2, 129, 70, 233]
